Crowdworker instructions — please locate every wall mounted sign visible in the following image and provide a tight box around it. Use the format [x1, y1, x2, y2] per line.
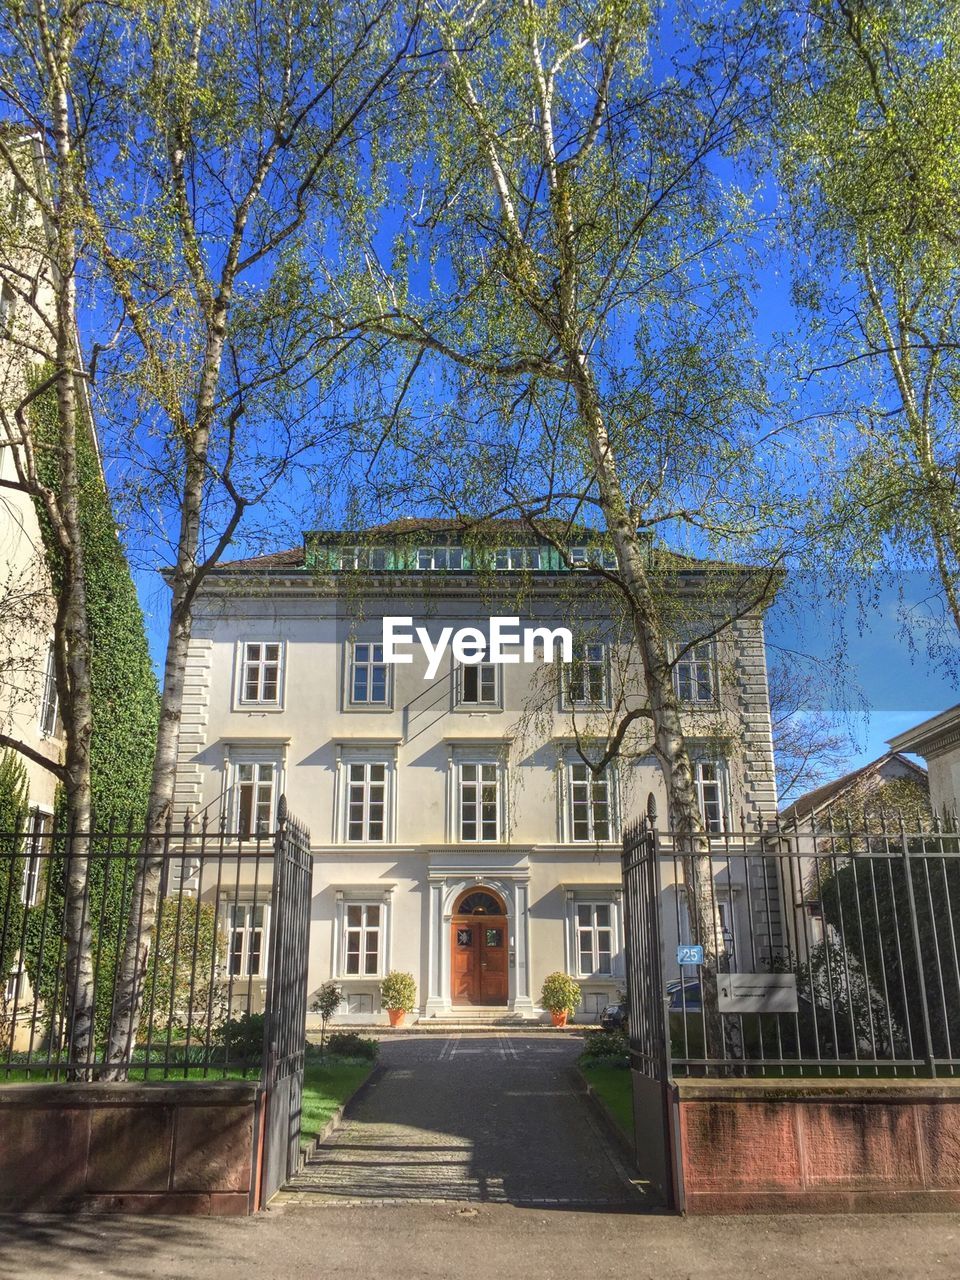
[676, 944, 704, 966]
[717, 973, 798, 1014]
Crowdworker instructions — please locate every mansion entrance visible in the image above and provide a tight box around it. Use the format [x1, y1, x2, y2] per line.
[451, 888, 508, 1006]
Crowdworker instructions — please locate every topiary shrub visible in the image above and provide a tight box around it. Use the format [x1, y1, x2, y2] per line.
[310, 980, 343, 1050]
[379, 970, 416, 1013]
[540, 971, 582, 1016]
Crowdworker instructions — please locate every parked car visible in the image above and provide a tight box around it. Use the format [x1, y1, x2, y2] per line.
[665, 978, 703, 1014]
[599, 1001, 627, 1031]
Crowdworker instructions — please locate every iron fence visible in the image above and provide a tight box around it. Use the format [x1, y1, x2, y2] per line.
[0, 803, 311, 1082]
[623, 803, 960, 1079]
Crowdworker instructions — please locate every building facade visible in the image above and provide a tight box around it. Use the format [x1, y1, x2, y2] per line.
[173, 527, 779, 1024]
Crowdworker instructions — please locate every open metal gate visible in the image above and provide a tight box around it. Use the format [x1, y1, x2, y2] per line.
[258, 798, 313, 1207]
[621, 808, 681, 1209]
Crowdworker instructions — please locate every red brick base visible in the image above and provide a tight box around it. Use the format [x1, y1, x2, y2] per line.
[675, 1077, 960, 1214]
[0, 1081, 260, 1215]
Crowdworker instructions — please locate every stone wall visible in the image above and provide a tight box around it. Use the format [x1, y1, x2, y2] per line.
[0, 1081, 260, 1215]
[675, 1077, 960, 1213]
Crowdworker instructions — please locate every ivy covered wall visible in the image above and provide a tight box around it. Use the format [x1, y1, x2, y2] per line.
[30, 380, 159, 822]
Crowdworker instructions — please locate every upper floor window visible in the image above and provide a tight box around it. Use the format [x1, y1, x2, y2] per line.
[576, 903, 613, 977]
[239, 641, 282, 706]
[334, 546, 387, 571]
[693, 759, 727, 834]
[568, 762, 615, 842]
[459, 762, 501, 842]
[494, 546, 540, 570]
[351, 642, 388, 705]
[235, 761, 276, 837]
[456, 660, 498, 707]
[346, 761, 388, 841]
[569, 545, 617, 570]
[418, 546, 463, 570]
[564, 642, 607, 706]
[674, 637, 716, 704]
[227, 902, 268, 978]
[38, 643, 59, 738]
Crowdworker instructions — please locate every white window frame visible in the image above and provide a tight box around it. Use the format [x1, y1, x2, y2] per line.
[692, 758, 729, 834]
[454, 658, 500, 709]
[21, 809, 51, 907]
[575, 902, 615, 978]
[417, 545, 463, 570]
[563, 642, 608, 707]
[225, 900, 270, 978]
[493, 546, 541, 570]
[344, 759, 391, 843]
[340, 901, 384, 978]
[236, 640, 284, 708]
[458, 760, 503, 843]
[38, 642, 59, 738]
[348, 640, 390, 707]
[569, 545, 617, 570]
[232, 759, 279, 838]
[673, 635, 717, 704]
[566, 760, 618, 843]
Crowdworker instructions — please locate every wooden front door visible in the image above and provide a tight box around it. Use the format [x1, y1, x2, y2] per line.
[451, 915, 509, 1006]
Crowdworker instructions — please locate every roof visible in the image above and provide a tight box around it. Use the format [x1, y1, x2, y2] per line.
[887, 705, 960, 759]
[214, 546, 305, 571]
[779, 751, 928, 825]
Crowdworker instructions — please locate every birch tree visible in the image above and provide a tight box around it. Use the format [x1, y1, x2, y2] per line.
[767, 0, 960, 663]
[332, 0, 788, 1049]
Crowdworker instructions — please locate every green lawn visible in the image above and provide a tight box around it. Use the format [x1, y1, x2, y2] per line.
[581, 1062, 633, 1138]
[300, 1059, 374, 1149]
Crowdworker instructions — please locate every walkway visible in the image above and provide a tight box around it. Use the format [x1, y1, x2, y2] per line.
[283, 1032, 640, 1209]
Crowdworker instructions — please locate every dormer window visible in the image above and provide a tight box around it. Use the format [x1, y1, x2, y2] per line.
[569, 545, 617, 570]
[494, 547, 540, 570]
[417, 546, 463, 570]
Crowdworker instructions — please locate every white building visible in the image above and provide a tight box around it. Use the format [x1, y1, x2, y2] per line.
[173, 525, 779, 1024]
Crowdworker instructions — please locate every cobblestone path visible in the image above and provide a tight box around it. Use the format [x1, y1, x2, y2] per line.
[283, 1033, 641, 1208]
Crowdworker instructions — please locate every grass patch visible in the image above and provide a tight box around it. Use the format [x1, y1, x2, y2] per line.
[581, 1061, 633, 1138]
[300, 1059, 374, 1149]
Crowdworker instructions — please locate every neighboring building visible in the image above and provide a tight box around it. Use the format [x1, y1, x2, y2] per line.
[888, 709, 960, 819]
[779, 751, 929, 828]
[173, 525, 780, 1024]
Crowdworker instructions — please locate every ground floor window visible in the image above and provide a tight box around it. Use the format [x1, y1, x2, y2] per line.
[576, 902, 614, 976]
[343, 903, 382, 976]
[226, 902, 268, 977]
[21, 810, 50, 907]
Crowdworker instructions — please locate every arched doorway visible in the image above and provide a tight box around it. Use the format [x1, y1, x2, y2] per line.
[451, 888, 508, 1006]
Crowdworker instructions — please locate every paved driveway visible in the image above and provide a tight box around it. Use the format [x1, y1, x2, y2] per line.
[283, 1032, 640, 1209]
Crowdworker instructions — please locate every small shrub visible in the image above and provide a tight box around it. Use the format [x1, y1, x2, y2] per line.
[379, 970, 417, 1013]
[580, 1028, 629, 1065]
[311, 980, 343, 1050]
[214, 1012, 265, 1062]
[325, 1031, 379, 1061]
[540, 971, 582, 1015]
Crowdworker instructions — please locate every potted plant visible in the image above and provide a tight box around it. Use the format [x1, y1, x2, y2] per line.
[540, 972, 582, 1027]
[380, 970, 417, 1027]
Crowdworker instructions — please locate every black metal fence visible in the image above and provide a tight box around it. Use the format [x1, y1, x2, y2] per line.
[623, 804, 960, 1079]
[0, 802, 311, 1083]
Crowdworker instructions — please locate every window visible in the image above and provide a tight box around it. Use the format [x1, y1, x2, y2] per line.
[460, 762, 500, 841]
[4, 968, 23, 1006]
[0, 281, 14, 338]
[350, 642, 388, 705]
[417, 546, 463, 570]
[577, 903, 613, 976]
[346, 761, 388, 841]
[332, 546, 387, 570]
[227, 902, 268, 977]
[569, 545, 617, 570]
[457, 661, 497, 706]
[568, 763, 614, 841]
[38, 643, 59, 737]
[239, 641, 282, 705]
[674, 637, 716, 703]
[494, 546, 540, 570]
[235, 761, 276, 837]
[21, 811, 50, 907]
[343, 903, 382, 976]
[693, 759, 727, 834]
[565, 643, 607, 705]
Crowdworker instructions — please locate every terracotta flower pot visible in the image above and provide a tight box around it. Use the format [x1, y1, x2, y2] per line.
[387, 1008, 406, 1027]
[551, 1010, 568, 1027]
